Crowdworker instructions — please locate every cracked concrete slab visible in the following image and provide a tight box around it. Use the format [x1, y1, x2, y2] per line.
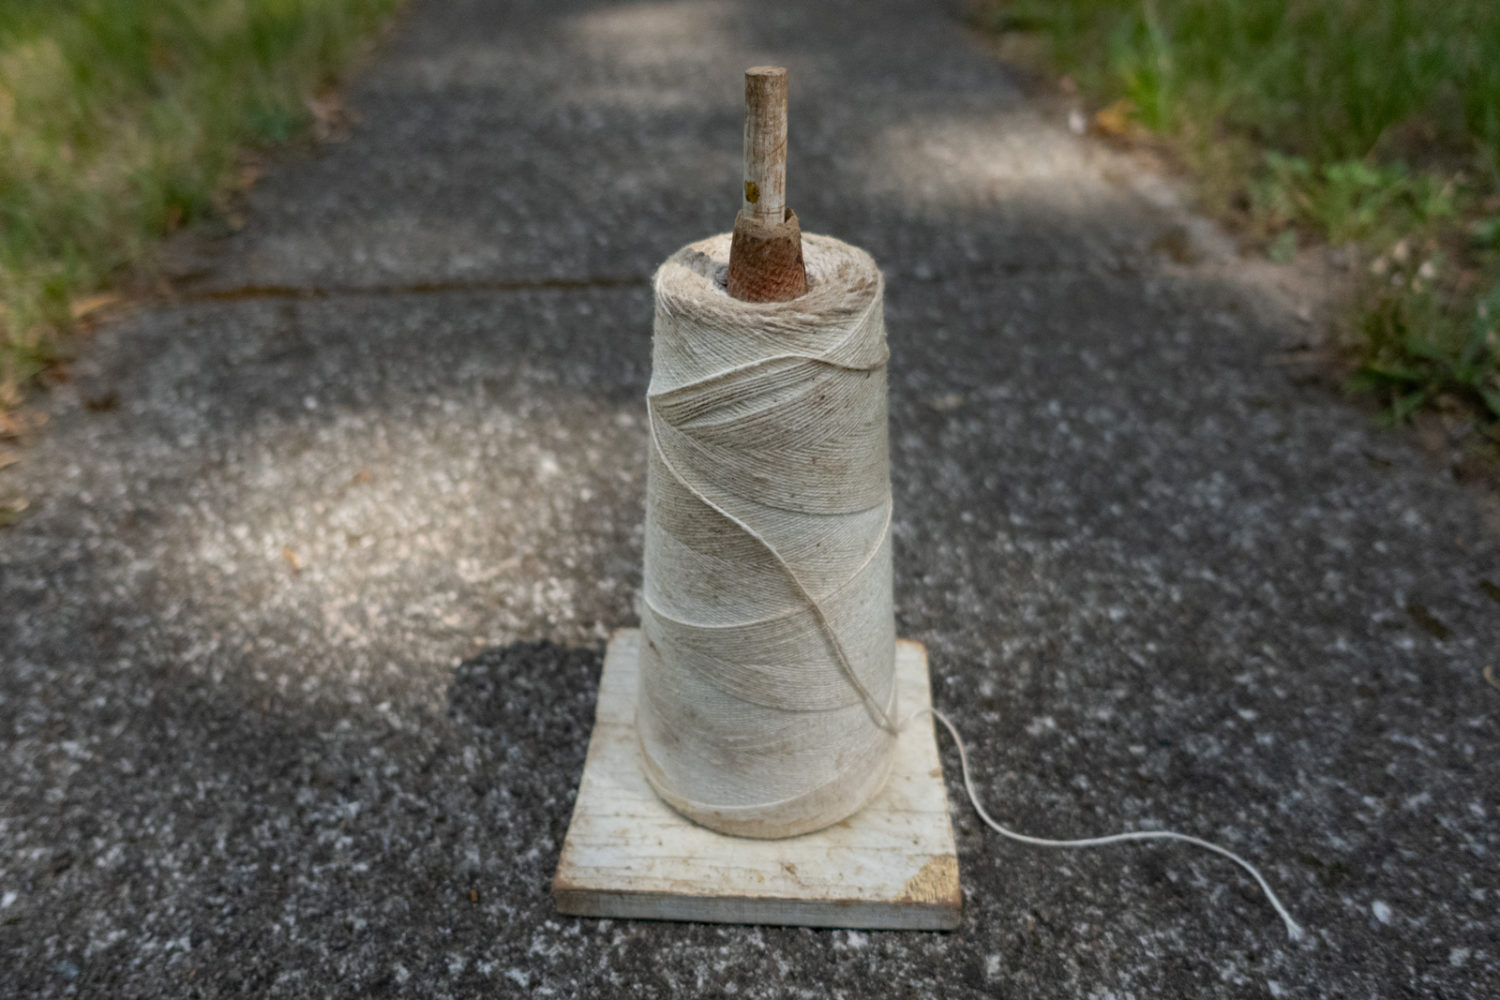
[2, 0, 1498, 997]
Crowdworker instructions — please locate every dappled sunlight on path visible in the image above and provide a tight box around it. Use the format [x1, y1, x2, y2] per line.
[1, 0, 1498, 996]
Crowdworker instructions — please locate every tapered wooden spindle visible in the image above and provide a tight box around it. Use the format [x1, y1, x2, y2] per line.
[726, 66, 809, 302]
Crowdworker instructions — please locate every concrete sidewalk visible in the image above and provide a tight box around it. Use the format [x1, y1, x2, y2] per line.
[2, 0, 1497, 996]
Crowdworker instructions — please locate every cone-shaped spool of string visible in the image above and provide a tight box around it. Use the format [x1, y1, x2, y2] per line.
[637, 231, 898, 838]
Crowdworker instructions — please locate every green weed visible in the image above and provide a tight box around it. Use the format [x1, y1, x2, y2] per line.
[0, 0, 403, 406]
[1254, 154, 1457, 245]
[973, 0, 1500, 430]
[1356, 283, 1500, 424]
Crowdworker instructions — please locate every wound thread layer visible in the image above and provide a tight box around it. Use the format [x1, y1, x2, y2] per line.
[638, 231, 897, 839]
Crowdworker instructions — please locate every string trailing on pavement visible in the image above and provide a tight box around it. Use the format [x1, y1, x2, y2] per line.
[914, 707, 1306, 942]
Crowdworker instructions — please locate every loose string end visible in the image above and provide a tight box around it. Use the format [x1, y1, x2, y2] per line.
[914, 707, 1308, 944]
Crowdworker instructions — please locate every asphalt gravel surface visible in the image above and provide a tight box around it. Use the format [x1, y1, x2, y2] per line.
[2, 0, 1498, 996]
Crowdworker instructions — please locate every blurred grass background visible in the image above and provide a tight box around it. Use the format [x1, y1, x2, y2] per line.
[974, 0, 1500, 431]
[0, 0, 403, 407]
[6, 0, 1498, 440]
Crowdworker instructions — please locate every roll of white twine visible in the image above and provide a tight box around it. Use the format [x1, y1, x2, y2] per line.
[638, 230, 898, 839]
[636, 228, 1304, 940]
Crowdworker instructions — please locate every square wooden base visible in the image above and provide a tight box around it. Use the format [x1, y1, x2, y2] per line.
[552, 630, 961, 930]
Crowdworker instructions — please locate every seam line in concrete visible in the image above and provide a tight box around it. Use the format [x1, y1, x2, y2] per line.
[172, 275, 653, 303]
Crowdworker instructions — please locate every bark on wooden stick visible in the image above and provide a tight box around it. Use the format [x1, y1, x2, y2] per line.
[727, 66, 808, 302]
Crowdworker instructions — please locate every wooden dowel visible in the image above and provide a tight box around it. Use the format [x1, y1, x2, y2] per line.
[742, 67, 788, 224]
[727, 65, 808, 302]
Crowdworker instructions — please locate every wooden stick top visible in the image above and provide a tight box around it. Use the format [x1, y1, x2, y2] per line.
[742, 66, 788, 224]
[727, 66, 808, 302]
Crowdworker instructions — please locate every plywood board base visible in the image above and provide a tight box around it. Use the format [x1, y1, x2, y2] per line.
[552, 630, 961, 930]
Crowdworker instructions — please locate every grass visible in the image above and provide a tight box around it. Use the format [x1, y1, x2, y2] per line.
[0, 0, 403, 407]
[972, 0, 1500, 434]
